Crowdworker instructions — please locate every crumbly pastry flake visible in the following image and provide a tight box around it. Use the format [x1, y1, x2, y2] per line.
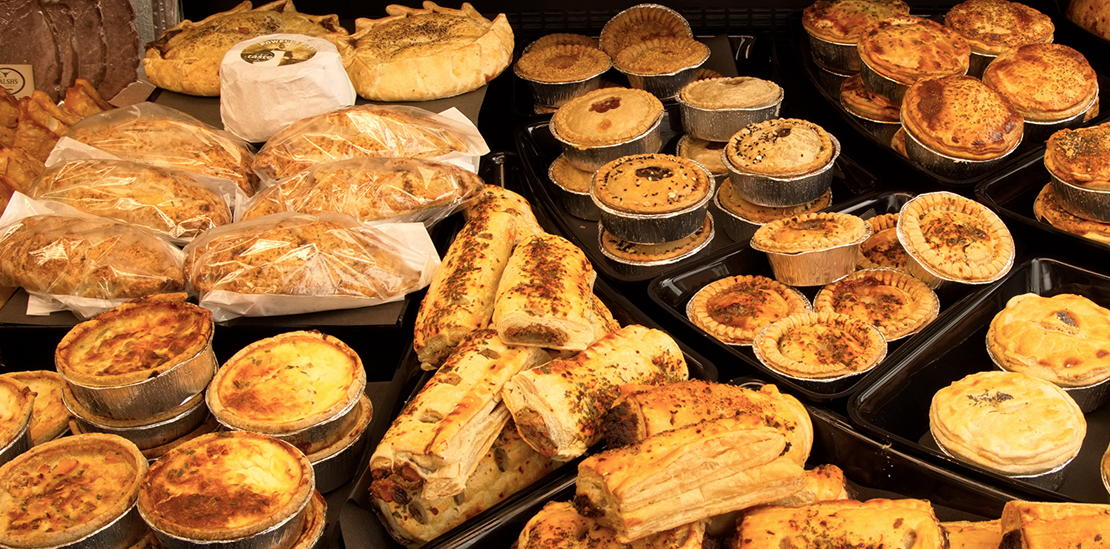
[814, 268, 938, 340]
[801, 0, 912, 43]
[857, 213, 910, 270]
[754, 311, 887, 379]
[592, 153, 711, 214]
[944, 0, 1054, 55]
[688, 274, 811, 345]
[982, 43, 1096, 122]
[900, 75, 1024, 161]
[680, 77, 782, 110]
[857, 16, 971, 85]
[750, 212, 868, 254]
[551, 87, 664, 148]
[726, 118, 836, 177]
[897, 192, 1014, 282]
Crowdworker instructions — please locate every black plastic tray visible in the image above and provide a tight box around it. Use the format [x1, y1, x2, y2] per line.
[850, 256, 1110, 504]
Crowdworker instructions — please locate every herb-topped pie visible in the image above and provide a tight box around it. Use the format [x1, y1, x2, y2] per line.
[751, 212, 868, 254]
[897, 192, 1015, 283]
[551, 87, 665, 148]
[857, 213, 910, 271]
[687, 274, 812, 345]
[753, 311, 887, 380]
[901, 75, 1024, 161]
[857, 16, 971, 85]
[591, 153, 711, 214]
[1044, 123, 1110, 190]
[726, 118, 836, 177]
[802, 0, 911, 44]
[814, 268, 939, 341]
[944, 0, 1054, 56]
[981, 43, 1097, 123]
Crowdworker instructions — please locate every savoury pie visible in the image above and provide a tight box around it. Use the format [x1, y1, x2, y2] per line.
[687, 274, 812, 345]
[944, 0, 1053, 55]
[801, 0, 912, 44]
[735, 499, 947, 549]
[857, 213, 911, 271]
[600, 213, 713, 264]
[901, 75, 1024, 161]
[840, 73, 900, 123]
[982, 43, 1098, 123]
[514, 44, 611, 84]
[680, 77, 782, 110]
[591, 153, 712, 215]
[753, 311, 887, 379]
[751, 211, 868, 254]
[897, 192, 1015, 283]
[676, 136, 728, 177]
[814, 268, 939, 340]
[891, 126, 908, 156]
[987, 293, 1110, 387]
[550, 87, 664, 148]
[1000, 501, 1110, 549]
[548, 154, 595, 193]
[0, 375, 33, 452]
[599, 4, 692, 59]
[941, 520, 1002, 549]
[613, 37, 708, 76]
[857, 16, 971, 85]
[1044, 122, 1110, 190]
[726, 118, 836, 177]
[526, 33, 599, 53]
[929, 370, 1085, 476]
[1034, 182, 1110, 243]
[1, 371, 71, 445]
[718, 182, 832, 224]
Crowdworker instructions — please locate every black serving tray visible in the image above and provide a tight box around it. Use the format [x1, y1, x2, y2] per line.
[850, 256, 1110, 504]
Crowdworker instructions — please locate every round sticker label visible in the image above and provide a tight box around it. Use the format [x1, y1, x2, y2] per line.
[0, 68, 27, 95]
[240, 39, 318, 66]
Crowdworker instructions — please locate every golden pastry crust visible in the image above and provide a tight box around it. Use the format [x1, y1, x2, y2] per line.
[750, 212, 868, 254]
[929, 370, 1085, 475]
[945, 0, 1054, 54]
[814, 268, 938, 340]
[802, 0, 911, 43]
[549, 155, 595, 193]
[687, 274, 811, 345]
[718, 182, 831, 224]
[463, 185, 544, 237]
[345, 2, 514, 101]
[600, 213, 712, 264]
[517, 501, 706, 549]
[753, 311, 887, 379]
[987, 293, 1110, 386]
[1044, 122, 1110, 189]
[735, 499, 946, 549]
[550, 87, 664, 148]
[1034, 182, 1110, 243]
[857, 213, 910, 270]
[857, 16, 971, 85]
[0, 434, 147, 549]
[599, 4, 692, 59]
[982, 43, 1097, 122]
[901, 75, 1024, 161]
[676, 136, 728, 175]
[891, 126, 908, 156]
[0, 371, 70, 445]
[897, 192, 1015, 282]
[839, 73, 900, 123]
[1068, 0, 1110, 41]
[725, 118, 836, 177]
[592, 153, 711, 214]
[0, 376, 33, 451]
[613, 37, 708, 75]
[942, 520, 1002, 549]
[680, 77, 782, 110]
[514, 44, 611, 83]
[1000, 501, 1110, 549]
[526, 33, 599, 53]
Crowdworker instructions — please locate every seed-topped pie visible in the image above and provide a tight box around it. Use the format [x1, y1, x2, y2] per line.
[857, 213, 910, 271]
[897, 192, 1015, 283]
[1034, 182, 1110, 244]
[1044, 122, 1110, 190]
[591, 153, 712, 214]
[726, 118, 836, 177]
[751, 212, 868, 254]
[753, 311, 887, 380]
[981, 43, 1097, 123]
[687, 274, 812, 345]
[814, 268, 939, 341]
[857, 16, 971, 85]
[901, 75, 1024, 161]
[551, 87, 665, 148]
[944, 0, 1054, 55]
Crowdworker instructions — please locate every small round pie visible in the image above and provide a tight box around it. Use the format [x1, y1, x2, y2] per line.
[515, 44, 612, 84]
[981, 43, 1097, 123]
[751, 211, 868, 254]
[676, 135, 729, 177]
[725, 118, 837, 177]
[718, 183, 832, 224]
[591, 153, 712, 215]
[814, 268, 939, 340]
[614, 37, 709, 76]
[897, 192, 1015, 284]
[900, 75, 1024, 161]
[549, 154, 595, 193]
[1033, 182, 1110, 243]
[680, 77, 783, 110]
[0, 376, 33, 453]
[526, 33, 599, 53]
[1044, 122, 1110, 190]
[551, 87, 665, 148]
[687, 274, 812, 345]
[857, 213, 910, 271]
[857, 16, 971, 86]
[944, 0, 1054, 56]
[840, 73, 899, 123]
[600, 213, 713, 265]
[1, 371, 70, 445]
[802, 0, 911, 44]
[599, 4, 692, 59]
[753, 311, 887, 380]
[929, 370, 1085, 476]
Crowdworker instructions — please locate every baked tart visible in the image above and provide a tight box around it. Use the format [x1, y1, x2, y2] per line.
[550, 87, 664, 148]
[987, 293, 1110, 387]
[525, 33, 599, 53]
[726, 118, 837, 177]
[0, 375, 33, 453]
[549, 154, 595, 194]
[814, 268, 939, 341]
[591, 153, 712, 215]
[680, 76, 782, 110]
[1, 371, 70, 445]
[802, 0, 911, 44]
[753, 311, 887, 380]
[1044, 122, 1110, 190]
[857, 213, 910, 271]
[751, 211, 868, 254]
[857, 16, 971, 85]
[613, 37, 709, 76]
[1034, 182, 1110, 243]
[599, 213, 713, 265]
[929, 370, 1085, 476]
[901, 76, 1024, 161]
[897, 192, 1015, 283]
[839, 73, 899, 123]
[718, 182, 832, 224]
[599, 4, 692, 59]
[514, 44, 611, 84]
[687, 274, 812, 345]
[944, 0, 1054, 55]
[676, 135, 728, 177]
[982, 43, 1097, 123]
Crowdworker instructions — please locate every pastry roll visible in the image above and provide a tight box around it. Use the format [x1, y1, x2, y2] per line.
[999, 501, 1110, 549]
[732, 499, 946, 549]
[502, 324, 687, 461]
[493, 233, 598, 351]
[707, 464, 849, 537]
[575, 421, 806, 543]
[944, 519, 1002, 549]
[463, 185, 544, 237]
[516, 501, 706, 549]
[371, 329, 550, 500]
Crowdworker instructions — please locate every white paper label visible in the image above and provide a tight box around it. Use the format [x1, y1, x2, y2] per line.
[0, 65, 34, 99]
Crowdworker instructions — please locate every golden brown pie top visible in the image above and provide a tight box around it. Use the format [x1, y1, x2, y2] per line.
[676, 135, 728, 175]
[680, 77, 783, 110]
[718, 182, 832, 224]
[614, 37, 708, 75]
[814, 268, 939, 340]
[982, 43, 1097, 122]
[549, 154, 596, 193]
[0, 375, 32, 450]
[901, 75, 1024, 161]
[515, 44, 612, 83]
[897, 192, 1015, 283]
[1044, 122, 1110, 189]
[725, 118, 837, 176]
[599, 4, 692, 59]
[802, 0, 912, 43]
[591, 153, 711, 214]
[1034, 182, 1110, 244]
[526, 33, 599, 53]
[987, 293, 1110, 387]
[600, 213, 712, 264]
[1, 371, 70, 445]
[839, 73, 900, 123]
[857, 16, 971, 85]
[1068, 0, 1110, 41]
[751, 212, 869, 254]
[551, 87, 665, 148]
[944, 0, 1054, 55]
[753, 311, 887, 379]
[687, 274, 812, 345]
[858, 213, 910, 271]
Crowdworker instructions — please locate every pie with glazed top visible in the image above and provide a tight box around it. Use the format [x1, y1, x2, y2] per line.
[857, 16, 971, 85]
[0, 376, 33, 451]
[1, 371, 71, 445]
[687, 274, 811, 345]
[857, 213, 910, 270]
[901, 75, 1024, 161]
[599, 4, 692, 59]
[726, 118, 836, 177]
[550, 87, 665, 148]
[839, 73, 899, 123]
[718, 183, 832, 224]
[944, 0, 1054, 55]
[1034, 182, 1110, 243]
[591, 153, 711, 214]
[601, 213, 713, 264]
[514, 44, 611, 84]
[680, 77, 782, 110]
[897, 192, 1015, 283]
[1044, 122, 1110, 190]
[753, 311, 887, 379]
[814, 268, 938, 340]
[750, 212, 869, 254]
[613, 37, 708, 75]
[802, 0, 911, 43]
[982, 43, 1097, 122]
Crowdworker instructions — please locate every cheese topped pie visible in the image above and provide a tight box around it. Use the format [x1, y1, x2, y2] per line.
[944, 0, 1054, 55]
[982, 43, 1097, 123]
[802, 0, 911, 44]
[1, 371, 70, 445]
[751, 212, 869, 254]
[1000, 501, 1110, 549]
[814, 268, 939, 340]
[551, 87, 665, 148]
[1034, 182, 1110, 244]
[857, 213, 910, 271]
[726, 118, 836, 177]
[0, 375, 33, 452]
[987, 293, 1110, 387]
[901, 75, 1024, 161]
[599, 4, 692, 59]
[680, 77, 782, 110]
[514, 44, 611, 84]
[1044, 123, 1110, 190]
[897, 192, 1015, 283]
[753, 311, 887, 379]
[614, 37, 708, 75]
[929, 370, 1085, 476]
[857, 16, 971, 85]
[687, 274, 811, 345]
[591, 153, 712, 214]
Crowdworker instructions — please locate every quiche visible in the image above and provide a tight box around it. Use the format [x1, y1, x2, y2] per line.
[801, 0, 912, 44]
[1044, 122, 1110, 190]
[1034, 182, 1110, 244]
[857, 213, 910, 271]
[753, 311, 887, 379]
[726, 118, 836, 177]
[0, 434, 147, 549]
[687, 274, 812, 345]
[814, 268, 939, 341]
[750, 212, 869, 254]
[550, 87, 665, 148]
[0, 371, 70, 445]
[944, 0, 1054, 55]
[591, 153, 712, 215]
[857, 16, 971, 85]
[900, 75, 1024, 161]
[897, 192, 1015, 283]
[0, 376, 33, 453]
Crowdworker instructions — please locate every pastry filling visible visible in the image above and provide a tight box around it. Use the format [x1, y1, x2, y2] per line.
[777, 324, 874, 371]
[829, 276, 912, 326]
[860, 229, 908, 269]
[919, 211, 993, 264]
[707, 284, 795, 329]
[4, 450, 136, 536]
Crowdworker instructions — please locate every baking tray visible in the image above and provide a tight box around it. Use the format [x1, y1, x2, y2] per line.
[515, 119, 880, 285]
[850, 256, 1110, 504]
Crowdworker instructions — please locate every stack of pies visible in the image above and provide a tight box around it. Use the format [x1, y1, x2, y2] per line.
[677, 76, 784, 142]
[839, 73, 900, 140]
[0, 371, 70, 446]
[724, 118, 840, 211]
[801, 0, 911, 74]
[715, 182, 832, 242]
[550, 87, 665, 171]
[944, 0, 1054, 76]
[612, 37, 709, 99]
[1042, 122, 1110, 226]
[599, 4, 693, 60]
[1034, 182, 1110, 244]
[514, 39, 612, 110]
[547, 155, 601, 221]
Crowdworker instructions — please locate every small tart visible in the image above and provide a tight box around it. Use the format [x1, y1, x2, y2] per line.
[814, 268, 939, 340]
[1044, 122, 1110, 189]
[600, 213, 713, 264]
[725, 118, 836, 176]
[676, 135, 728, 176]
[929, 371, 1085, 476]
[687, 274, 812, 345]
[901, 75, 1024, 161]
[944, 0, 1054, 55]
[680, 77, 782, 110]
[982, 43, 1097, 122]
[591, 153, 711, 214]
[897, 192, 1015, 283]
[1034, 182, 1110, 244]
[599, 4, 692, 59]
[0, 376, 33, 451]
[753, 311, 887, 379]
[515, 44, 612, 84]
[857, 16, 971, 85]
[801, 0, 912, 44]
[613, 37, 708, 75]
[857, 213, 911, 271]
[839, 73, 899, 123]
[751, 212, 868, 254]
[551, 87, 665, 148]
[527, 33, 599, 53]
[549, 154, 595, 193]
[1, 371, 70, 445]
[987, 293, 1110, 387]
[0, 433, 147, 549]
[137, 431, 313, 542]
[718, 181, 831, 224]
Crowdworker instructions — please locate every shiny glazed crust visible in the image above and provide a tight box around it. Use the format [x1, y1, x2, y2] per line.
[929, 371, 1085, 475]
[1000, 501, 1110, 548]
[514, 44, 611, 83]
[753, 311, 887, 379]
[592, 153, 711, 214]
[718, 183, 831, 224]
[814, 268, 939, 340]
[750, 212, 868, 254]
[801, 0, 911, 43]
[517, 501, 706, 549]
[839, 73, 899, 123]
[613, 37, 708, 75]
[1044, 122, 1110, 189]
[550, 87, 664, 148]
[982, 43, 1097, 122]
[0, 376, 33, 451]
[2, 371, 72, 445]
[857, 213, 910, 270]
[687, 274, 811, 345]
[945, 0, 1053, 54]
[1034, 182, 1110, 243]
[901, 75, 1024, 161]
[734, 499, 946, 549]
[463, 185, 544, 236]
[1068, 0, 1110, 41]
[857, 16, 971, 84]
[600, 213, 712, 263]
[897, 192, 1015, 282]
[725, 118, 836, 176]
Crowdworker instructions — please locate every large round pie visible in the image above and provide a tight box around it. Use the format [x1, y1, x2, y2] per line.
[0, 371, 70, 445]
[857, 213, 910, 271]
[751, 212, 868, 254]
[1044, 122, 1110, 190]
[944, 0, 1054, 55]
[687, 274, 811, 345]
[725, 118, 837, 177]
[897, 192, 1015, 283]
[930, 370, 1085, 476]
[802, 0, 911, 44]
[591, 153, 712, 214]
[753, 311, 887, 379]
[1034, 182, 1110, 243]
[900, 75, 1024, 161]
[981, 43, 1098, 123]
[551, 87, 665, 148]
[857, 16, 971, 85]
[814, 268, 939, 340]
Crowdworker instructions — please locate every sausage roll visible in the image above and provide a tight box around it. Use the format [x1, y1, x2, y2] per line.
[732, 499, 946, 549]
[1000, 501, 1110, 549]
[708, 464, 850, 538]
[516, 501, 706, 549]
[464, 185, 544, 237]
